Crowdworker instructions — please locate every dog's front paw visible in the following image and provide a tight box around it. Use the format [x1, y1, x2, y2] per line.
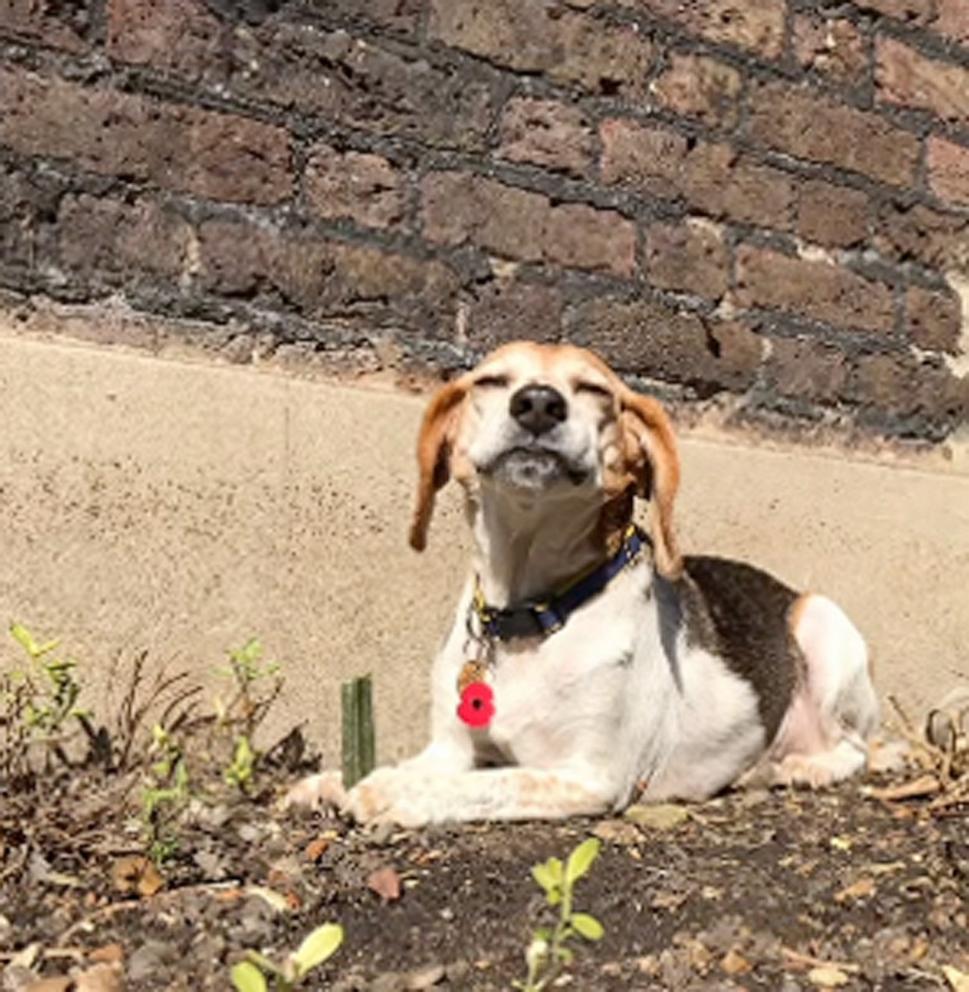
[282, 770, 347, 811]
[344, 768, 430, 828]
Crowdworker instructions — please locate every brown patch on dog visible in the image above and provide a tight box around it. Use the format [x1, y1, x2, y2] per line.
[409, 376, 470, 551]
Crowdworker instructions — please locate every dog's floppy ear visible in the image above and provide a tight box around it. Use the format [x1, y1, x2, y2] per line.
[409, 377, 468, 552]
[619, 388, 682, 579]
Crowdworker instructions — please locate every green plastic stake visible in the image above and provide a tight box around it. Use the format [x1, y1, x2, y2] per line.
[341, 675, 375, 789]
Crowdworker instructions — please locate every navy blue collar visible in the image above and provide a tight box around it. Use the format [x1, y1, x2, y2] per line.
[471, 526, 648, 641]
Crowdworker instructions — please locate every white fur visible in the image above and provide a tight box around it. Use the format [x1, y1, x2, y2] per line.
[285, 345, 879, 825]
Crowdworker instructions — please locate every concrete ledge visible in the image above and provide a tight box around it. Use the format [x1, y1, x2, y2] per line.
[1, 325, 967, 761]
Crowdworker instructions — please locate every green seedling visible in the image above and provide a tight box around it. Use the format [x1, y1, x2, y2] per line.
[141, 723, 191, 864]
[341, 675, 375, 789]
[230, 923, 343, 991]
[214, 639, 282, 795]
[515, 837, 605, 992]
[3, 623, 90, 772]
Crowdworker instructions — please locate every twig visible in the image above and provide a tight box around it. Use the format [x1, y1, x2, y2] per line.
[780, 947, 860, 974]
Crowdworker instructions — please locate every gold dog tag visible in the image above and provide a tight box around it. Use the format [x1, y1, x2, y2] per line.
[457, 659, 489, 693]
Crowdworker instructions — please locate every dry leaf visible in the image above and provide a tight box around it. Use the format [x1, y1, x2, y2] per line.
[721, 949, 752, 976]
[829, 836, 852, 852]
[651, 890, 688, 910]
[24, 978, 72, 992]
[367, 866, 402, 902]
[835, 877, 876, 903]
[72, 963, 123, 992]
[246, 885, 290, 913]
[304, 837, 330, 862]
[110, 856, 163, 897]
[808, 965, 850, 987]
[625, 803, 690, 830]
[943, 965, 969, 992]
[88, 944, 124, 965]
[865, 775, 940, 802]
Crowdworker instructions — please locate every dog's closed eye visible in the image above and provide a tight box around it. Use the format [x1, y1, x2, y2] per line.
[574, 380, 612, 400]
[473, 374, 510, 389]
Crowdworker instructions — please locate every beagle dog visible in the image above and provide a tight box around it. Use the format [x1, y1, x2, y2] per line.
[287, 342, 879, 825]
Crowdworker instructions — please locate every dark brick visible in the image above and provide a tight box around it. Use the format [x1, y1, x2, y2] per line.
[906, 284, 963, 352]
[746, 81, 920, 187]
[876, 37, 969, 129]
[681, 143, 795, 230]
[0, 165, 61, 269]
[421, 172, 549, 262]
[765, 337, 848, 403]
[935, 0, 969, 44]
[600, 120, 795, 229]
[874, 201, 969, 270]
[304, 144, 406, 229]
[844, 353, 969, 432]
[0, 67, 292, 205]
[650, 53, 743, 129]
[645, 220, 729, 299]
[927, 137, 969, 208]
[57, 194, 190, 284]
[793, 14, 868, 85]
[107, 0, 228, 75]
[795, 180, 869, 248]
[544, 203, 637, 278]
[195, 218, 460, 327]
[567, 298, 761, 394]
[421, 172, 636, 276]
[306, 0, 423, 34]
[0, 0, 89, 51]
[637, 0, 785, 58]
[467, 280, 564, 350]
[429, 0, 655, 97]
[599, 118, 689, 201]
[853, 0, 935, 25]
[498, 99, 595, 177]
[734, 245, 895, 333]
[109, 2, 495, 151]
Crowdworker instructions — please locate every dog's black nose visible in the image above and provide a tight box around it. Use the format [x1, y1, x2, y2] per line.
[509, 384, 568, 436]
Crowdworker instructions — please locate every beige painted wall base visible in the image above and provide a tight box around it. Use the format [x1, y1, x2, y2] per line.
[1, 324, 966, 764]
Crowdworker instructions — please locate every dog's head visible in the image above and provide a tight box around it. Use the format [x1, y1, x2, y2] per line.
[409, 342, 681, 577]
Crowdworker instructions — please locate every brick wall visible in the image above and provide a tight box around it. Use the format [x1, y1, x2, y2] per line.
[2, 0, 968, 441]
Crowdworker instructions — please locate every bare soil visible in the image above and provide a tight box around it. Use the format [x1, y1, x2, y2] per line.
[1, 765, 966, 991]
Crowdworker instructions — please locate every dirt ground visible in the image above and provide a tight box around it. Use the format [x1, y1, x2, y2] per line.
[1, 758, 966, 992]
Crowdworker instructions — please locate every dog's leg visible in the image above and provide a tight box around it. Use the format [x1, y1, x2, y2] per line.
[767, 593, 878, 788]
[283, 732, 475, 812]
[341, 765, 612, 826]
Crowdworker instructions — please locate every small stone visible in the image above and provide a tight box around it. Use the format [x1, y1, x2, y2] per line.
[127, 941, 177, 984]
[808, 966, 850, 988]
[370, 973, 405, 992]
[625, 803, 690, 830]
[404, 964, 445, 989]
[593, 820, 641, 845]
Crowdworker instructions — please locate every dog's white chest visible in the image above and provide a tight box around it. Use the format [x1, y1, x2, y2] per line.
[472, 576, 643, 769]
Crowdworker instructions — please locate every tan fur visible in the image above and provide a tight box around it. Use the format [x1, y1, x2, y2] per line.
[286, 342, 877, 826]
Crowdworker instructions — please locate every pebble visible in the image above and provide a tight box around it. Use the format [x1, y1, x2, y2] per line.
[128, 941, 177, 984]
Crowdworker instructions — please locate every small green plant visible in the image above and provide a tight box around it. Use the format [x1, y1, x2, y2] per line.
[515, 837, 605, 992]
[1, 623, 90, 774]
[214, 638, 282, 794]
[341, 674, 375, 789]
[230, 923, 343, 991]
[141, 722, 192, 863]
